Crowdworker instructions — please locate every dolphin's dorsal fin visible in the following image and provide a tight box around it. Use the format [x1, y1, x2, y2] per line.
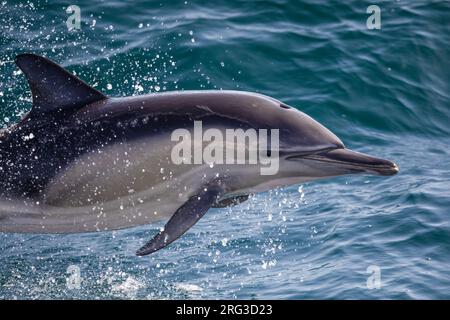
[15, 54, 106, 116]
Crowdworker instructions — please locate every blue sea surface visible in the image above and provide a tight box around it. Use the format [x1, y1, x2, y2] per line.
[0, 0, 449, 299]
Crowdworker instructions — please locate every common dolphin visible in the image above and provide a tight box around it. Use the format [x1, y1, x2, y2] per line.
[0, 54, 398, 255]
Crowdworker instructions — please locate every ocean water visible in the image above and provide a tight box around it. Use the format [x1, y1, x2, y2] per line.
[0, 0, 449, 299]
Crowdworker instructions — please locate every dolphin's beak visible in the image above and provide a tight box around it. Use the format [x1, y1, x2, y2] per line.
[303, 148, 399, 176]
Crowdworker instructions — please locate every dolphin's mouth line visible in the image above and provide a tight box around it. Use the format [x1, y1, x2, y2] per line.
[286, 148, 399, 176]
[303, 155, 396, 170]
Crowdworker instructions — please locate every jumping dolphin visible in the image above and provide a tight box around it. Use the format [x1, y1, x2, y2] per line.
[0, 54, 398, 255]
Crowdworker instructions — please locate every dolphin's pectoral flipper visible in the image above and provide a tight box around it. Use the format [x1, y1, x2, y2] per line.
[15, 53, 106, 115]
[212, 195, 249, 208]
[136, 184, 224, 256]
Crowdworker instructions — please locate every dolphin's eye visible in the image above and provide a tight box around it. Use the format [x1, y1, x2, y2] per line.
[280, 103, 290, 109]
